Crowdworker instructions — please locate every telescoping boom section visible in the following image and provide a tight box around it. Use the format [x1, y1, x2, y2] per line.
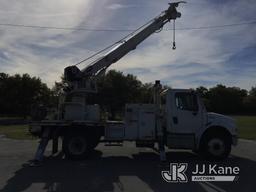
[64, 2, 185, 91]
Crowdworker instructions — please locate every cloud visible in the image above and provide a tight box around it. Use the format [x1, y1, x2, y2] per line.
[106, 3, 136, 10]
[0, 0, 255, 90]
[109, 0, 256, 89]
[0, 0, 114, 85]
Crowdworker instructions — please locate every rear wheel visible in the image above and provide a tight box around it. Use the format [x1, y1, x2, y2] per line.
[63, 133, 92, 160]
[200, 131, 231, 160]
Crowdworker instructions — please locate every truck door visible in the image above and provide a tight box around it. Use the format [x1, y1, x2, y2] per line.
[167, 91, 202, 149]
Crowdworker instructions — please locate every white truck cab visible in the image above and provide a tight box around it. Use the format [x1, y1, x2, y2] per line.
[164, 89, 237, 159]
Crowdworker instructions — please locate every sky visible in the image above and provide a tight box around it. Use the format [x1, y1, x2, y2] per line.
[0, 0, 255, 90]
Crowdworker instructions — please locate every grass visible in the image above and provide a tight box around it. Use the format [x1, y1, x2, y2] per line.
[0, 117, 24, 119]
[0, 116, 255, 140]
[232, 116, 256, 140]
[0, 124, 35, 140]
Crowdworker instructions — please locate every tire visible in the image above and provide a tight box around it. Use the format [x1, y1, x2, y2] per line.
[63, 132, 92, 160]
[200, 132, 231, 160]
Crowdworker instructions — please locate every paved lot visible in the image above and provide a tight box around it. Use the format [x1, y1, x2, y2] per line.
[0, 137, 255, 192]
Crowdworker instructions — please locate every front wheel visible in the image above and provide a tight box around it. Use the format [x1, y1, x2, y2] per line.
[200, 133, 231, 160]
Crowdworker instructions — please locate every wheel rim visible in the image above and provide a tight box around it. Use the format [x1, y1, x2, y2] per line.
[208, 138, 225, 156]
[68, 136, 87, 155]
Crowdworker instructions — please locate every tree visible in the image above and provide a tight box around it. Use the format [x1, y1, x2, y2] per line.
[0, 73, 53, 117]
[24, 70, 255, 118]
[249, 86, 256, 97]
[196, 86, 209, 98]
[96, 70, 143, 119]
[207, 85, 247, 114]
[243, 86, 256, 114]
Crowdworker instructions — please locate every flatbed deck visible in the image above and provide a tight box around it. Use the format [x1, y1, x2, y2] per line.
[30, 120, 106, 127]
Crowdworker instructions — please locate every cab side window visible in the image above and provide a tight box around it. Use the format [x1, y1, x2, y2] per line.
[175, 92, 198, 111]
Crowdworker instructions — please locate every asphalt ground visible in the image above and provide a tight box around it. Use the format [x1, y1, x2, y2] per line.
[0, 137, 255, 192]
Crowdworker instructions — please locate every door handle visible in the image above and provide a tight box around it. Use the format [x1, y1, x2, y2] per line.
[173, 116, 178, 124]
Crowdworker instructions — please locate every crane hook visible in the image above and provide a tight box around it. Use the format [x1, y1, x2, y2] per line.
[172, 42, 176, 50]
